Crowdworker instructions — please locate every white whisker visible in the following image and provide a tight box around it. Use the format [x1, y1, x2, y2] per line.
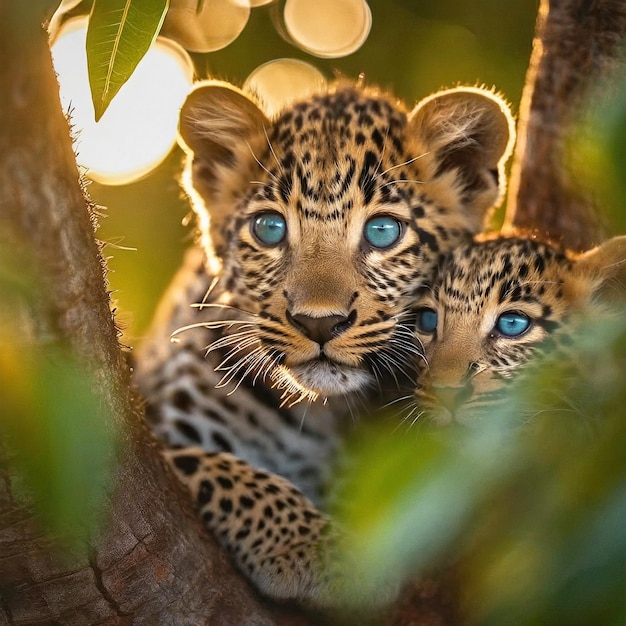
[199, 274, 221, 306]
[263, 125, 284, 175]
[171, 319, 254, 340]
[205, 326, 257, 345]
[190, 301, 259, 317]
[246, 140, 279, 183]
[216, 346, 265, 389]
[375, 153, 428, 179]
[376, 179, 424, 191]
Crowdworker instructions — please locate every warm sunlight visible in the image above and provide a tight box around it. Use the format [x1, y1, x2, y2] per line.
[51, 17, 193, 185]
[281, 0, 372, 58]
[243, 59, 327, 117]
[161, 0, 250, 53]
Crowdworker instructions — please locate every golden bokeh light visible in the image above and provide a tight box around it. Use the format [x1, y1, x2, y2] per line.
[282, 0, 371, 58]
[243, 59, 327, 118]
[51, 17, 193, 185]
[162, 0, 250, 53]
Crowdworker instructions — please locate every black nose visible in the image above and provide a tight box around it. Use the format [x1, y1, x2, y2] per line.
[286, 310, 355, 345]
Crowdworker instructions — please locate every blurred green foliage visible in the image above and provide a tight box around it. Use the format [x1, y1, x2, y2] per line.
[0, 248, 117, 549]
[338, 315, 626, 625]
[334, 65, 626, 621]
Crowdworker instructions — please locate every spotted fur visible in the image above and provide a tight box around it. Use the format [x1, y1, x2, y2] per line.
[134, 81, 514, 604]
[410, 234, 626, 426]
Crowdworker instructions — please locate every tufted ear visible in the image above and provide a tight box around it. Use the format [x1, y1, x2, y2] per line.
[408, 87, 515, 225]
[178, 81, 270, 256]
[179, 80, 269, 170]
[572, 235, 626, 304]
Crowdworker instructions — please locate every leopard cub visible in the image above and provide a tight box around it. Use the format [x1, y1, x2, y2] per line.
[411, 234, 626, 425]
[134, 79, 515, 606]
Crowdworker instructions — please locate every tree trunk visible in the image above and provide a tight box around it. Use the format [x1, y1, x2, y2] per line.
[504, 0, 626, 250]
[0, 4, 308, 625]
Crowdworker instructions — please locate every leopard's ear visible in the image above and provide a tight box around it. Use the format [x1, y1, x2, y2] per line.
[408, 87, 515, 228]
[178, 80, 269, 164]
[573, 235, 626, 303]
[177, 81, 269, 257]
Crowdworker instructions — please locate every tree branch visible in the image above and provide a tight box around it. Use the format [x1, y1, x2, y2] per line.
[504, 0, 626, 250]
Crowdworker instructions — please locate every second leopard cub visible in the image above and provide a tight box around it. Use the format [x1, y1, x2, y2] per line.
[411, 234, 626, 425]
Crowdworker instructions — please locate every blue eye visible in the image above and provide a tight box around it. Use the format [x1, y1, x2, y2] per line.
[252, 212, 286, 246]
[364, 215, 402, 249]
[495, 312, 531, 337]
[416, 308, 438, 333]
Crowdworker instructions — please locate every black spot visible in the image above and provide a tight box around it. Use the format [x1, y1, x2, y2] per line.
[172, 389, 194, 412]
[172, 454, 200, 476]
[498, 280, 512, 303]
[533, 254, 546, 273]
[417, 228, 439, 252]
[240, 495, 255, 509]
[371, 127, 384, 151]
[174, 420, 202, 444]
[236, 528, 251, 540]
[251, 538, 263, 550]
[212, 432, 234, 453]
[197, 480, 214, 505]
[278, 174, 291, 203]
[540, 319, 561, 334]
[219, 498, 233, 513]
[217, 476, 234, 490]
[358, 150, 378, 204]
[518, 263, 529, 279]
[509, 285, 523, 302]
[412, 204, 425, 219]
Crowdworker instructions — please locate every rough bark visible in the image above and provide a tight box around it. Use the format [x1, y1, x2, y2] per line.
[504, 0, 626, 250]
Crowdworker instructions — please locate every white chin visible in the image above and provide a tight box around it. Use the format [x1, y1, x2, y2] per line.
[288, 361, 373, 396]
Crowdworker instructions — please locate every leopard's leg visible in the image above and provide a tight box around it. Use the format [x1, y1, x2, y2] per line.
[166, 448, 402, 607]
[166, 447, 341, 604]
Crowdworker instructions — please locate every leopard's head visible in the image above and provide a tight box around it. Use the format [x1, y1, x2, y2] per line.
[411, 235, 626, 425]
[177, 81, 514, 401]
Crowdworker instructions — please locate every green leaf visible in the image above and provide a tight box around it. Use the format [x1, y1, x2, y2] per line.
[86, 0, 169, 121]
